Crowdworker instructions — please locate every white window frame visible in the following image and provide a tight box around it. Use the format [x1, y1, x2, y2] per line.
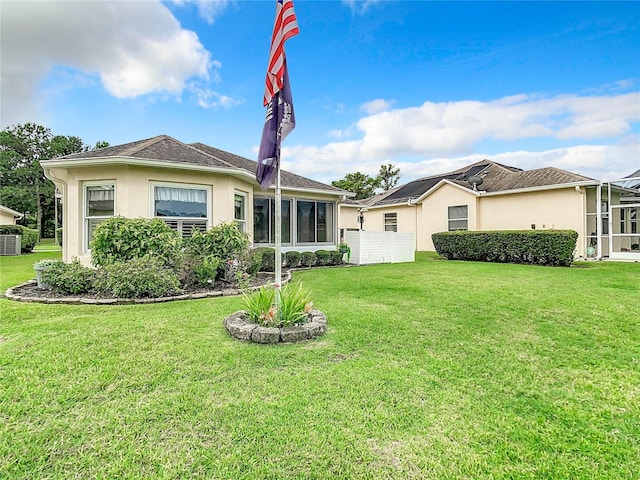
[448, 205, 468, 231]
[150, 182, 211, 236]
[83, 181, 115, 253]
[295, 199, 335, 245]
[384, 212, 398, 232]
[253, 196, 293, 245]
[234, 191, 248, 233]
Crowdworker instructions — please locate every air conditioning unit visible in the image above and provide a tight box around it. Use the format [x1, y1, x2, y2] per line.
[0, 235, 21, 255]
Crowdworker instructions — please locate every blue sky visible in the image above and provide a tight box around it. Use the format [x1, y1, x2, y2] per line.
[1, 0, 638, 184]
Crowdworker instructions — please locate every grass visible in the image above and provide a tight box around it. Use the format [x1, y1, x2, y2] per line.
[32, 238, 62, 253]
[1, 252, 639, 479]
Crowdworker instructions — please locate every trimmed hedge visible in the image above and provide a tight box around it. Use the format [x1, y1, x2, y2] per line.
[284, 251, 301, 268]
[432, 230, 578, 266]
[0, 225, 39, 253]
[91, 217, 182, 268]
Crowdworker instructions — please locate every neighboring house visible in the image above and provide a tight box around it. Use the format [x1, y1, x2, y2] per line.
[339, 160, 639, 260]
[40, 135, 352, 265]
[0, 205, 24, 225]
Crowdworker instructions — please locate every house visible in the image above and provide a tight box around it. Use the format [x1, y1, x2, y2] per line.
[340, 160, 640, 260]
[0, 205, 24, 225]
[40, 135, 352, 265]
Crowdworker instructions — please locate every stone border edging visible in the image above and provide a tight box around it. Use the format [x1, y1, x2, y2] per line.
[3, 271, 292, 305]
[223, 309, 328, 344]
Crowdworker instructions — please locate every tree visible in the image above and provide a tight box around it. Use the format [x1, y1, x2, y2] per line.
[93, 141, 110, 150]
[0, 123, 89, 237]
[331, 172, 381, 200]
[378, 163, 400, 191]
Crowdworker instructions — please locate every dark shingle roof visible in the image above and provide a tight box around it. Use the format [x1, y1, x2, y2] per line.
[50, 135, 349, 196]
[191, 143, 348, 194]
[365, 160, 596, 207]
[56, 135, 234, 169]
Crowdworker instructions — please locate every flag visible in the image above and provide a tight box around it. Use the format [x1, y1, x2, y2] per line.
[256, 0, 299, 189]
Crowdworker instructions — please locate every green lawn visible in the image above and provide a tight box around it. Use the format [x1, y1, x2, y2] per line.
[1, 253, 638, 479]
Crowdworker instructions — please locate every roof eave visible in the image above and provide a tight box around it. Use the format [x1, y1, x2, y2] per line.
[41, 156, 256, 181]
[481, 180, 599, 196]
[41, 156, 346, 197]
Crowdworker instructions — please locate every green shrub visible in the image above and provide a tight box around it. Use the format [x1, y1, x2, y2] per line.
[330, 250, 344, 265]
[300, 251, 317, 268]
[193, 255, 222, 287]
[91, 217, 182, 268]
[432, 230, 578, 266]
[243, 249, 263, 276]
[95, 256, 182, 298]
[284, 251, 301, 268]
[0, 225, 39, 253]
[41, 259, 96, 295]
[315, 249, 332, 266]
[253, 247, 276, 272]
[184, 222, 250, 260]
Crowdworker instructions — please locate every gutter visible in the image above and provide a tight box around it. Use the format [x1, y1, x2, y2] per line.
[40, 156, 347, 198]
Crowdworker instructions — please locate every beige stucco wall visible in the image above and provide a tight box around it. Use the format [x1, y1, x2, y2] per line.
[362, 205, 419, 250]
[0, 210, 17, 225]
[338, 205, 362, 232]
[47, 164, 343, 264]
[356, 183, 591, 257]
[47, 165, 256, 264]
[478, 187, 587, 257]
[420, 184, 478, 251]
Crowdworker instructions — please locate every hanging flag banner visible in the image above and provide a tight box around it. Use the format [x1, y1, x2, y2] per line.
[256, 0, 299, 189]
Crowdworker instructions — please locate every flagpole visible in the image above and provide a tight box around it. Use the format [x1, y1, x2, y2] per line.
[274, 155, 282, 306]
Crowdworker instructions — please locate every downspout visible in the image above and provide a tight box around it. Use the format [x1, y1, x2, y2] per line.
[596, 182, 602, 260]
[574, 185, 585, 259]
[408, 198, 418, 251]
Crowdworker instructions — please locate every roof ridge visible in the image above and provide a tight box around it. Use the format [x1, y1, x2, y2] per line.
[120, 135, 171, 157]
[187, 142, 238, 170]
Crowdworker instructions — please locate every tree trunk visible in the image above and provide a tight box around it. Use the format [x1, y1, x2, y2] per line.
[36, 181, 43, 238]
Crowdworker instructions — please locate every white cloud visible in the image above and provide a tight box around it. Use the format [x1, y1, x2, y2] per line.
[0, 0, 218, 127]
[172, 0, 232, 24]
[190, 84, 245, 109]
[360, 98, 395, 115]
[278, 91, 639, 183]
[355, 92, 639, 159]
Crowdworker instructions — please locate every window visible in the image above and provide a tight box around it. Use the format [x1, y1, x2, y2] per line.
[384, 213, 398, 232]
[84, 183, 115, 251]
[297, 200, 334, 243]
[632, 209, 638, 234]
[253, 197, 291, 244]
[153, 183, 209, 237]
[234, 192, 247, 233]
[448, 205, 468, 231]
[621, 208, 626, 234]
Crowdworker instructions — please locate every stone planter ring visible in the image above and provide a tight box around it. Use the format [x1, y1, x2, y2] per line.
[224, 309, 328, 344]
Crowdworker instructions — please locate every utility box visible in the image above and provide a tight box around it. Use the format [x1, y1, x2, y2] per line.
[0, 234, 21, 255]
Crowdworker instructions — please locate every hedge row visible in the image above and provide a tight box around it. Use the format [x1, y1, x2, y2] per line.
[252, 247, 346, 271]
[0, 225, 39, 253]
[432, 230, 578, 266]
